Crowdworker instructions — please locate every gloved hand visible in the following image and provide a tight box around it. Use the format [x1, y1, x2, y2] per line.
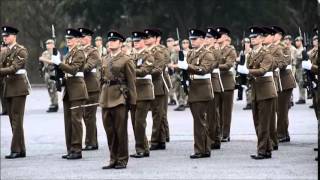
[237, 65, 249, 75]
[178, 60, 188, 70]
[302, 60, 312, 70]
[51, 52, 61, 65]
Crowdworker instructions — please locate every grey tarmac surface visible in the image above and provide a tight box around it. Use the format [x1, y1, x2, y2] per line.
[0, 87, 318, 180]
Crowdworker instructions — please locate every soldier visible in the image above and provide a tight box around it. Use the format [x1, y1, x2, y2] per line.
[215, 27, 237, 142]
[129, 31, 154, 158]
[271, 26, 296, 143]
[166, 37, 178, 106]
[302, 30, 318, 161]
[95, 36, 106, 81]
[50, 28, 88, 160]
[261, 26, 280, 151]
[0, 42, 8, 115]
[175, 28, 214, 158]
[205, 27, 223, 150]
[100, 31, 136, 169]
[294, 36, 306, 104]
[38, 39, 59, 112]
[241, 38, 253, 110]
[144, 29, 169, 150]
[237, 26, 277, 160]
[1, 26, 29, 158]
[78, 28, 101, 151]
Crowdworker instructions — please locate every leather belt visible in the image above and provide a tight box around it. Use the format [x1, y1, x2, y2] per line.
[102, 80, 127, 86]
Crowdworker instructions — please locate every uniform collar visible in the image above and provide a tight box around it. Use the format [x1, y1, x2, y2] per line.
[111, 49, 121, 57]
[8, 42, 17, 50]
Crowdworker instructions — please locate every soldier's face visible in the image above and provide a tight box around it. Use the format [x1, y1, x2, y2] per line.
[250, 35, 262, 46]
[295, 40, 302, 47]
[273, 33, 282, 42]
[182, 40, 189, 50]
[66, 37, 77, 47]
[204, 36, 214, 46]
[81, 36, 91, 45]
[166, 38, 174, 48]
[144, 36, 156, 46]
[95, 40, 102, 47]
[46, 43, 54, 50]
[108, 39, 122, 50]
[263, 35, 273, 44]
[190, 37, 203, 48]
[133, 39, 145, 50]
[2, 34, 16, 45]
[313, 39, 318, 46]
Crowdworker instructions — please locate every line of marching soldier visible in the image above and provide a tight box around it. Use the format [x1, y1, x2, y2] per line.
[1, 25, 318, 170]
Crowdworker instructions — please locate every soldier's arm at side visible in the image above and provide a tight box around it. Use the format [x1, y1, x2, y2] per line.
[59, 51, 85, 75]
[83, 49, 100, 73]
[249, 52, 273, 77]
[187, 52, 213, 75]
[136, 54, 154, 77]
[125, 59, 137, 105]
[278, 47, 290, 70]
[150, 50, 165, 75]
[219, 48, 236, 71]
[0, 48, 28, 76]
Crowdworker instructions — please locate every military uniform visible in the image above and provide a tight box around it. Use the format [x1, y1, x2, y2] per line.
[219, 44, 237, 141]
[276, 40, 296, 142]
[1, 25, 29, 159]
[100, 31, 136, 169]
[146, 34, 169, 150]
[0, 47, 8, 114]
[295, 46, 305, 103]
[308, 46, 319, 119]
[40, 49, 59, 112]
[82, 43, 101, 150]
[184, 43, 214, 157]
[130, 35, 154, 156]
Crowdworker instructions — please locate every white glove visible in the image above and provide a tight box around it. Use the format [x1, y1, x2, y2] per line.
[302, 60, 312, 70]
[178, 60, 188, 70]
[51, 52, 61, 65]
[237, 65, 249, 75]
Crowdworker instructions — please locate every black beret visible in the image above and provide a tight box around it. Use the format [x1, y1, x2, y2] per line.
[189, 28, 206, 38]
[261, 26, 276, 36]
[215, 27, 230, 36]
[206, 27, 221, 39]
[65, 28, 83, 38]
[132, 31, 148, 41]
[1, 26, 19, 36]
[248, 26, 265, 38]
[144, 29, 161, 37]
[78, 27, 94, 36]
[107, 31, 125, 42]
[271, 26, 285, 35]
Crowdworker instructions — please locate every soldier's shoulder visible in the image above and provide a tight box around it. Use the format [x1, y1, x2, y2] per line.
[14, 44, 27, 52]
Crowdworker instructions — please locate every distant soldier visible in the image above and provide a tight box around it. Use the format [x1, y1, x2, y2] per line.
[51, 28, 88, 160]
[129, 31, 154, 158]
[95, 36, 106, 80]
[78, 27, 101, 151]
[1, 26, 30, 159]
[240, 38, 252, 110]
[38, 39, 59, 112]
[237, 26, 277, 160]
[294, 36, 306, 104]
[215, 27, 237, 142]
[166, 37, 178, 106]
[176, 28, 215, 158]
[100, 31, 136, 169]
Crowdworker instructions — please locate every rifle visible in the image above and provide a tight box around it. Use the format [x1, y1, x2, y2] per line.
[38, 40, 45, 78]
[49, 24, 64, 92]
[300, 30, 315, 97]
[176, 28, 189, 95]
[236, 31, 247, 86]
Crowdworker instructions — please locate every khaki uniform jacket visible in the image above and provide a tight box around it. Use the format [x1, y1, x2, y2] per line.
[267, 44, 283, 92]
[158, 45, 172, 89]
[41, 50, 56, 76]
[150, 45, 169, 96]
[278, 43, 296, 90]
[309, 47, 318, 74]
[247, 47, 277, 101]
[133, 49, 155, 101]
[207, 46, 223, 92]
[186, 46, 214, 102]
[83, 45, 100, 93]
[0, 44, 29, 97]
[59, 47, 88, 101]
[100, 52, 137, 108]
[219, 45, 237, 90]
